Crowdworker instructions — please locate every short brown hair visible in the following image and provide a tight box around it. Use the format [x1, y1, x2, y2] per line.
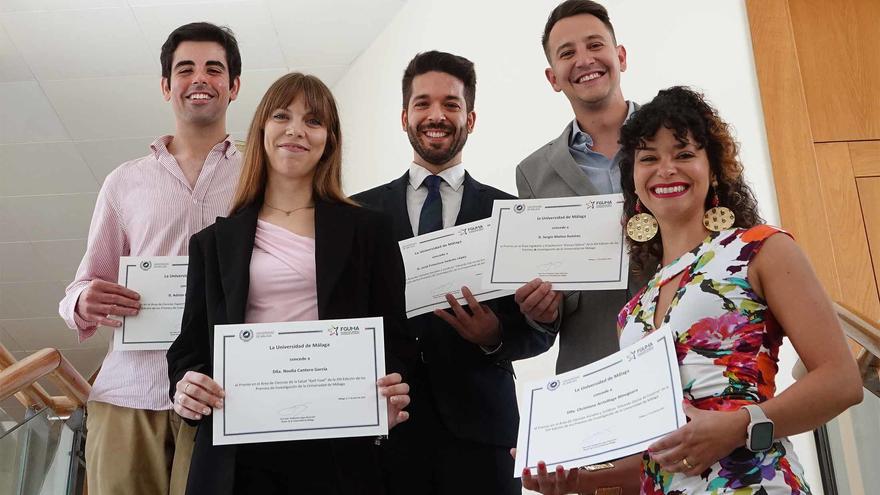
[542, 0, 616, 59]
[401, 51, 476, 111]
[160, 22, 241, 84]
[229, 73, 353, 214]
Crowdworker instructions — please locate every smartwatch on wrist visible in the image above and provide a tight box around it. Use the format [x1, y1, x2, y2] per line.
[743, 404, 774, 452]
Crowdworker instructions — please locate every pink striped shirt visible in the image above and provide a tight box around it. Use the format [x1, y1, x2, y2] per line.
[59, 135, 241, 410]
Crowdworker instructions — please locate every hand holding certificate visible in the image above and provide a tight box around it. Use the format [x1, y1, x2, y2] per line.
[115, 256, 188, 351]
[514, 326, 685, 475]
[212, 317, 389, 445]
[485, 195, 629, 291]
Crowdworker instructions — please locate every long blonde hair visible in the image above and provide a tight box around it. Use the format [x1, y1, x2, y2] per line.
[229, 72, 354, 213]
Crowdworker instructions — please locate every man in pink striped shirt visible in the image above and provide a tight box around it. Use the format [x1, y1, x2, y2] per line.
[59, 23, 242, 495]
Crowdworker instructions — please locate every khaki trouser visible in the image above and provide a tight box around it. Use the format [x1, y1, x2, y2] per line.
[85, 401, 195, 495]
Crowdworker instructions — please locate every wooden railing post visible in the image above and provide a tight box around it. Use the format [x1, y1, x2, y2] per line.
[0, 345, 91, 415]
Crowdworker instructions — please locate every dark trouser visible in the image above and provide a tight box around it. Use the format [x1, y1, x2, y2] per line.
[381, 373, 521, 495]
[233, 439, 341, 495]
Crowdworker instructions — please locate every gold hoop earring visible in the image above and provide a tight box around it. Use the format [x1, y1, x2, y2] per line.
[626, 199, 658, 242]
[703, 184, 735, 232]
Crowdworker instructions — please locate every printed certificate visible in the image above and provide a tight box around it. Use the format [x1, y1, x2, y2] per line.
[514, 326, 685, 475]
[485, 195, 629, 290]
[212, 317, 388, 445]
[114, 256, 188, 351]
[398, 218, 513, 318]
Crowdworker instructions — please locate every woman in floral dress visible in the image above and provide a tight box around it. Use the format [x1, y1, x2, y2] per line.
[523, 87, 862, 495]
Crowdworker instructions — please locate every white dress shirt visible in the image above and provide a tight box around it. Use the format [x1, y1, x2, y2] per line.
[406, 162, 466, 236]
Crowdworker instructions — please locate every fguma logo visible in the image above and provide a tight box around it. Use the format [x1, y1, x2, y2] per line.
[625, 341, 654, 361]
[585, 199, 614, 209]
[328, 325, 360, 336]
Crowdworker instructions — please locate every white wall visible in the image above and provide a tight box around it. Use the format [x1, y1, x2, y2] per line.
[333, 0, 821, 492]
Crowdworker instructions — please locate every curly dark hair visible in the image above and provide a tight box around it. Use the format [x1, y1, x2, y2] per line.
[619, 86, 763, 276]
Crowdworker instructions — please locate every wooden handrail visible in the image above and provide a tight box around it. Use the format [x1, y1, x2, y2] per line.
[0, 344, 52, 410]
[791, 302, 880, 397]
[834, 302, 880, 359]
[0, 347, 91, 415]
[836, 302, 880, 396]
[856, 348, 880, 398]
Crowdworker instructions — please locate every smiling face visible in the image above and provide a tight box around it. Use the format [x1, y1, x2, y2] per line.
[161, 41, 240, 127]
[262, 94, 328, 184]
[634, 127, 712, 226]
[544, 14, 626, 110]
[402, 71, 475, 170]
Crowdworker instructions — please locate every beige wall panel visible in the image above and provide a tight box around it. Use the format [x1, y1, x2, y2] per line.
[815, 143, 880, 321]
[850, 141, 880, 178]
[789, 0, 880, 142]
[858, 178, 880, 297]
[746, 0, 840, 298]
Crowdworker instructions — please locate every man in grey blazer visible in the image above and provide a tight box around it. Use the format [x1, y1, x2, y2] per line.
[516, 0, 643, 373]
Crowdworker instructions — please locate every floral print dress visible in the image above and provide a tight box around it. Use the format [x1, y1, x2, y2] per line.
[618, 225, 811, 494]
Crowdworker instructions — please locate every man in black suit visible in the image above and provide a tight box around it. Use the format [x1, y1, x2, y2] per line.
[353, 51, 556, 495]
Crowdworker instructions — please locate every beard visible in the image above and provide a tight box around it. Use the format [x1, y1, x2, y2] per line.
[406, 121, 469, 166]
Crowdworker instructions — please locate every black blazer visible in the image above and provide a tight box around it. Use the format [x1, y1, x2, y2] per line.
[353, 172, 553, 447]
[166, 199, 415, 495]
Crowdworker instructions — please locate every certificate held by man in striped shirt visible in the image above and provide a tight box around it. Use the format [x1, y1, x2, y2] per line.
[114, 255, 189, 351]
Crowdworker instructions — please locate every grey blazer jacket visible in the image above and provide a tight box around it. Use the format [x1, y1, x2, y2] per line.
[515, 120, 646, 373]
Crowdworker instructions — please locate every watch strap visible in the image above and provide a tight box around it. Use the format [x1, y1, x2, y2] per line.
[743, 404, 769, 422]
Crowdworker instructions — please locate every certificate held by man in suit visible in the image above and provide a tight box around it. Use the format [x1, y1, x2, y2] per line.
[485, 195, 629, 291]
[398, 217, 514, 318]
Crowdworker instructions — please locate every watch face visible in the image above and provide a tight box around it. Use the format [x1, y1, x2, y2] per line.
[751, 422, 774, 450]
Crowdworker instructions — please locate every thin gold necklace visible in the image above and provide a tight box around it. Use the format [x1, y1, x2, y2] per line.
[263, 202, 314, 216]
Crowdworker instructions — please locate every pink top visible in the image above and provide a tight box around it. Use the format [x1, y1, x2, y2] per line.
[245, 220, 318, 324]
[58, 135, 241, 410]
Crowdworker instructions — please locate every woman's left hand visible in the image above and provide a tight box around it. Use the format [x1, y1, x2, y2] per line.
[378, 373, 410, 429]
[647, 401, 749, 476]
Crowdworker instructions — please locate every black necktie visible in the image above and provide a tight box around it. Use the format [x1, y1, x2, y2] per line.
[418, 175, 443, 235]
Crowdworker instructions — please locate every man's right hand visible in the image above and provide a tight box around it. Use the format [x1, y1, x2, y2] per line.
[515, 278, 562, 324]
[75, 279, 140, 327]
[174, 371, 225, 421]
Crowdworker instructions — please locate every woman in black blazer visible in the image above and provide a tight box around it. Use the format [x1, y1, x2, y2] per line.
[166, 73, 415, 495]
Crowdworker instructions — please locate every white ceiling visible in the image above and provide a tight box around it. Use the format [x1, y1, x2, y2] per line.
[0, 0, 407, 394]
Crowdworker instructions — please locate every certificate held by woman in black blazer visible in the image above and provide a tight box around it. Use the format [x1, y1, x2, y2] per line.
[166, 73, 414, 495]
